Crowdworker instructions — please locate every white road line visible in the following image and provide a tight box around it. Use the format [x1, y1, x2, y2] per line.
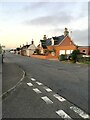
[27, 82, 33, 86]
[56, 110, 72, 119]
[31, 78, 36, 81]
[41, 96, 53, 104]
[70, 106, 90, 119]
[33, 88, 42, 94]
[43, 86, 52, 92]
[36, 82, 43, 85]
[53, 94, 66, 102]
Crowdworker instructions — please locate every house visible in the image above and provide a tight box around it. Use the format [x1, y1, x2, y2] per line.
[20, 40, 36, 56]
[21, 44, 30, 56]
[78, 46, 90, 56]
[37, 35, 50, 55]
[36, 43, 47, 54]
[39, 28, 77, 58]
[26, 40, 36, 56]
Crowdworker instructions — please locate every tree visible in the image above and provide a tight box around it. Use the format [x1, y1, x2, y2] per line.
[16, 47, 20, 51]
[71, 49, 80, 63]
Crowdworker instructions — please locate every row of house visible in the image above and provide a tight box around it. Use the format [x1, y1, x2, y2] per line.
[15, 40, 36, 56]
[37, 28, 90, 57]
[15, 28, 90, 58]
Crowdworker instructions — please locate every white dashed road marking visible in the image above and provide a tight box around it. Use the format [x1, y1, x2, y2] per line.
[43, 86, 52, 92]
[27, 82, 33, 86]
[41, 96, 53, 104]
[31, 78, 36, 81]
[53, 94, 66, 102]
[56, 110, 72, 119]
[70, 106, 90, 119]
[36, 81, 43, 85]
[33, 88, 42, 94]
[27, 78, 89, 119]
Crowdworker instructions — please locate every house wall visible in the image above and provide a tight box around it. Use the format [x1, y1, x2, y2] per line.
[54, 45, 76, 57]
[59, 36, 75, 46]
[31, 54, 57, 59]
[47, 36, 76, 57]
[78, 47, 90, 55]
[21, 49, 27, 56]
[26, 49, 35, 56]
[26, 50, 30, 56]
[26, 44, 36, 56]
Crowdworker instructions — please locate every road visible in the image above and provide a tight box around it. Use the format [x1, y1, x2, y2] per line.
[2, 52, 89, 119]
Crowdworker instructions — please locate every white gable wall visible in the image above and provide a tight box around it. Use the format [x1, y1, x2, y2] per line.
[26, 44, 36, 56]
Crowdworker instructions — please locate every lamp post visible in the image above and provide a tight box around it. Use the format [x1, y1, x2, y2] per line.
[0, 44, 5, 63]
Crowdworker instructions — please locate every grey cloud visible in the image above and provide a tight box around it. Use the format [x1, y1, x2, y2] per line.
[48, 28, 88, 46]
[78, 2, 88, 18]
[47, 28, 64, 35]
[72, 29, 88, 46]
[23, 2, 49, 11]
[25, 13, 73, 26]
[47, 28, 88, 45]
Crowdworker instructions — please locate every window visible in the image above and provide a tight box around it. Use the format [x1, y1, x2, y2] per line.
[59, 50, 65, 55]
[66, 50, 73, 54]
[83, 50, 85, 52]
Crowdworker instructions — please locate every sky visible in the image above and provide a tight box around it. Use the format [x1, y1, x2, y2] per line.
[0, 0, 89, 49]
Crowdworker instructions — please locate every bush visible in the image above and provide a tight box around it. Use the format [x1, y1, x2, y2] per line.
[59, 54, 67, 61]
[81, 57, 90, 62]
[77, 54, 83, 62]
[35, 49, 40, 55]
[85, 57, 90, 61]
[0, 46, 2, 54]
[71, 49, 80, 63]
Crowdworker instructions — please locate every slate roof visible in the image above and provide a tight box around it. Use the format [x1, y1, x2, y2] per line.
[40, 40, 47, 49]
[40, 35, 65, 49]
[21, 45, 30, 50]
[52, 35, 65, 45]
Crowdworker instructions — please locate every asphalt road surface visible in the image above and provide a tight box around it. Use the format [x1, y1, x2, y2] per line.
[2, 52, 89, 119]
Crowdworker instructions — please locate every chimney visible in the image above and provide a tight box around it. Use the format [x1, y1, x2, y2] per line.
[43, 35, 47, 40]
[31, 39, 34, 44]
[64, 28, 69, 36]
[26, 42, 28, 45]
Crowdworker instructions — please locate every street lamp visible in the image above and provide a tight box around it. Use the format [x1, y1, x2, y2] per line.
[0, 44, 5, 63]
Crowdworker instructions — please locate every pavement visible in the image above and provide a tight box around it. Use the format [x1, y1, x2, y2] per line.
[1, 53, 25, 97]
[0, 53, 25, 120]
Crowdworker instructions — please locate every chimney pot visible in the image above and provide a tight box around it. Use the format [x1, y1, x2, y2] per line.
[31, 40, 34, 44]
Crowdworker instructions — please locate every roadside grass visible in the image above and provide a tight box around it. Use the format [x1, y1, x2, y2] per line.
[79, 61, 90, 64]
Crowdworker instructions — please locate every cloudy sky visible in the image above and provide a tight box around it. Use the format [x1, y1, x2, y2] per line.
[0, 0, 88, 49]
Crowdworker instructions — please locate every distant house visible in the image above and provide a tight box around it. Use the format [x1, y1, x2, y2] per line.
[20, 40, 36, 56]
[37, 35, 50, 55]
[36, 44, 46, 55]
[39, 28, 77, 57]
[21, 45, 30, 56]
[26, 40, 36, 56]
